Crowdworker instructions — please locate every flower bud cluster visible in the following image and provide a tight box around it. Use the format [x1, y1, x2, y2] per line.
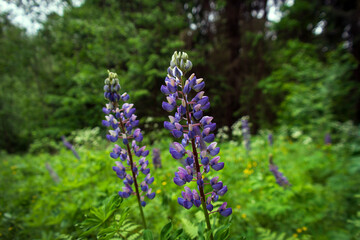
[170, 51, 193, 73]
[161, 52, 232, 217]
[102, 71, 155, 207]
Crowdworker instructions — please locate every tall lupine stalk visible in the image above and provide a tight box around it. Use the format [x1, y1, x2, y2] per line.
[325, 133, 331, 145]
[61, 136, 81, 160]
[241, 116, 251, 152]
[269, 154, 291, 187]
[152, 148, 162, 169]
[161, 52, 232, 239]
[102, 71, 155, 228]
[268, 133, 273, 147]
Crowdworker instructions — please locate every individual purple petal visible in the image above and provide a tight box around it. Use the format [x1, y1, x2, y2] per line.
[198, 96, 209, 106]
[193, 81, 205, 91]
[110, 152, 119, 159]
[193, 110, 203, 120]
[212, 162, 224, 171]
[201, 157, 209, 165]
[164, 121, 175, 130]
[161, 85, 170, 95]
[204, 134, 215, 143]
[201, 102, 210, 110]
[178, 197, 185, 206]
[220, 208, 232, 217]
[174, 177, 186, 186]
[217, 186, 228, 196]
[194, 200, 202, 207]
[102, 120, 111, 127]
[183, 200, 193, 209]
[172, 130, 183, 138]
[212, 182, 223, 190]
[209, 147, 220, 156]
[141, 150, 149, 157]
[162, 101, 175, 112]
[170, 148, 183, 159]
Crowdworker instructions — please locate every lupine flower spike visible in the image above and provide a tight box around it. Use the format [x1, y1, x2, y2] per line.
[268, 133, 273, 147]
[152, 148, 162, 169]
[102, 71, 155, 228]
[269, 154, 291, 187]
[241, 116, 251, 152]
[61, 136, 80, 160]
[161, 52, 232, 239]
[324, 133, 331, 145]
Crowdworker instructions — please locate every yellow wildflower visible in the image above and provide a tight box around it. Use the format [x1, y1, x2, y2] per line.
[156, 189, 161, 194]
[241, 213, 247, 219]
[236, 205, 241, 209]
[162, 182, 167, 186]
[296, 228, 302, 233]
[302, 226, 307, 231]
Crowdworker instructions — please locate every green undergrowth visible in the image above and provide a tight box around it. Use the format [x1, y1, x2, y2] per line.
[0, 132, 359, 239]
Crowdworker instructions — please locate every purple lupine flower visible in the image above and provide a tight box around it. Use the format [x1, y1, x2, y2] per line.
[269, 154, 290, 187]
[152, 148, 162, 169]
[161, 51, 231, 223]
[61, 136, 80, 160]
[325, 133, 331, 145]
[102, 71, 155, 217]
[268, 133, 273, 147]
[241, 116, 251, 152]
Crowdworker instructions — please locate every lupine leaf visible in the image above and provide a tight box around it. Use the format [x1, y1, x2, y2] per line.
[181, 218, 198, 239]
[143, 229, 154, 240]
[160, 221, 173, 240]
[214, 223, 231, 240]
[169, 229, 184, 240]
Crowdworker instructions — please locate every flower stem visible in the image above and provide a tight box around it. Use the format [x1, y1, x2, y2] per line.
[118, 117, 147, 229]
[181, 78, 214, 240]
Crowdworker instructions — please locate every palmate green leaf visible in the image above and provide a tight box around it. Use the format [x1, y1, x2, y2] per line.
[80, 195, 123, 237]
[181, 218, 198, 239]
[117, 220, 143, 240]
[97, 227, 117, 240]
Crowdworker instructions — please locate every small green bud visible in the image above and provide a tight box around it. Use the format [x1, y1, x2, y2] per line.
[181, 52, 188, 61]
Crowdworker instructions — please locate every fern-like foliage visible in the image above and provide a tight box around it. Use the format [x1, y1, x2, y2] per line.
[78, 194, 142, 240]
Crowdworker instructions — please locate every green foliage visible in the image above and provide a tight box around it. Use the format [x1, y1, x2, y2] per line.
[1, 126, 359, 239]
[79, 195, 142, 239]
[260, 40, 358, 136]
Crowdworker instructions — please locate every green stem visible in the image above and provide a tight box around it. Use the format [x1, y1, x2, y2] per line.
[118, 116, 147, 229]
[181, 76, 214, 240]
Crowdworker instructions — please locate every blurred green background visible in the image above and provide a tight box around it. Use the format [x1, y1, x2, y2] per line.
[0, 0, 360, 239]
